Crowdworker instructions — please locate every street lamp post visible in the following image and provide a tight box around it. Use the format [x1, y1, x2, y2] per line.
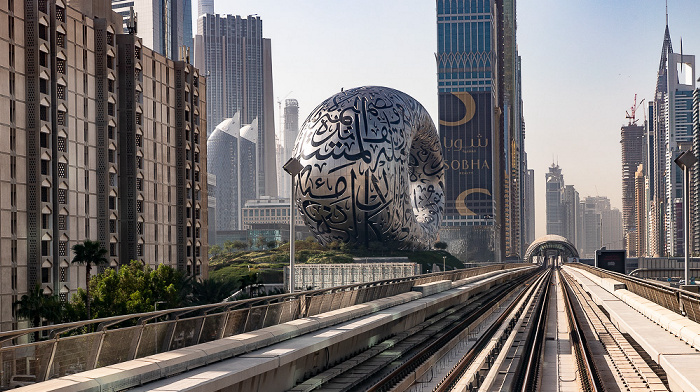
[674, 150, 697, 288]
[284, 157, 303, 294]
[443, 256, 446, 273]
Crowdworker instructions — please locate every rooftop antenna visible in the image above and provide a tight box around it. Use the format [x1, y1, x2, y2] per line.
[666, 0, 668, 26]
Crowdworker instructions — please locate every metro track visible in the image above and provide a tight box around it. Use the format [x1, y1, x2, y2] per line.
[289, 266, 670, 392]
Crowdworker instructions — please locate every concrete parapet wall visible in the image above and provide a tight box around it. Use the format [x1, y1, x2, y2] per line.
[19, 267, 536, 392]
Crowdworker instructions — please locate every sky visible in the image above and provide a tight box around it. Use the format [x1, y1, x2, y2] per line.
[197, 0, 700, 239]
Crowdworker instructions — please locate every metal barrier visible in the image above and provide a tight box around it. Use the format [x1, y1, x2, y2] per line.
[0, 263, 524, 386]
[567, 263, 700, 323]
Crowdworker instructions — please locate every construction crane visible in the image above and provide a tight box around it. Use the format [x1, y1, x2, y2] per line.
[625, 94, 645, 125]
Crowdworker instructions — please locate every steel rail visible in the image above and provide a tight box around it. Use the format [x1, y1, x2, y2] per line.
[515, 266, 552, 391]
[559, 268, 602, 392]
[363, 267, 542, 392]
[433, 268, 550, 392]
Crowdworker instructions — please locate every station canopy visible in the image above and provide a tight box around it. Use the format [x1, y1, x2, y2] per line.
[524, 235, 579, 263]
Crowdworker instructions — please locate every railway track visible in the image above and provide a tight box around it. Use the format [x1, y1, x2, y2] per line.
[288, 266, 671, 392]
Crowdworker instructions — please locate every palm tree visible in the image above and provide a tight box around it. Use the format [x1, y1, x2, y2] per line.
[14, 285, 64, 341]
[71, 240, 108, 320]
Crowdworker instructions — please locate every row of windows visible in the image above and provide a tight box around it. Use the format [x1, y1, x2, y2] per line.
[243, 208, 289, 217]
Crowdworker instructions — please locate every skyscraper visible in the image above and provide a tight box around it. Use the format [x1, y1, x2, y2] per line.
[621, 121, 644, 253]
[648, 16, 696, 257]
[0, 0, 207, 331]
[436, 0, 505, 262]
[195, 13, 277, 197]
[111, 0, 193, 61]
[278, 99, 299, 199]
[546, 164, 565, 236]
[207, 115, 258, 236]
[523, 168, 536, 247]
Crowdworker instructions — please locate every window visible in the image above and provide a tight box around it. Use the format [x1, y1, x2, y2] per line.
[109, 219, 117, 233]
[58, 162, 67, 178]
[110, 243, 117, 256]
[107, 55, 114, 69]
[58, 188, 67, 204]
[41, 159, 50, 175]
[57, 110, 66, 126]
[108, 149, 115, 163]
[56, 32, 65, 48]
[40, 133, 49, 148]
[106, 31, 114, 46]
[39, 51, 47, 67]
[40, 105, 49, 121]
[56, 6, 65, 22]
[109, 172, 117, 187]
[136, 200, 143, 213]
[108, 79, 115, 92]
[41, 186, 51, 202]
[108, 102, 114, 116]
[58, 214, 67, 230]
[136, 177, 142, 191]
[108, 125, 115, 139]
[57, 58, 66, 74]
[39, 24, 48, 40]
[137, 221, 143, 235]
[57, 84, 65, 99]
[41, 240, 50, 256]
[137, 243, 143, 257]
[57, 136, 66, 152]
[109, 196, 116, 209]
[60, 267, 67, 282]
[135, 134, 142, 147]
[42, 267, 50, 283]
[59, 241, 67, 256]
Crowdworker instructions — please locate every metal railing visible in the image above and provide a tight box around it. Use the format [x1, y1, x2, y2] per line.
[0, 263, 525, 386]
[567, 263, 700, 324]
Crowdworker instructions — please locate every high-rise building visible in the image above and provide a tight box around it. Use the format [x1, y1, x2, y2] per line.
[578, 196, 622, 258]
[436, 0, 505, 262]
[562, 185, 580, 248]
[633, 164, 647, 256]
[647, 16, 696, 257]
[692, 89, 700, 255]
[0, 0, 207, 331]
[545, 164, 565, 236]
[278, 99, 299, 198]
[198, 0, 214, 17]
[523, 169, 536, 248]
[195, 13, 277, 197]
[207, 115, 258, 238]
[111, 0, 193, 61]
[621, 122, 644, 253]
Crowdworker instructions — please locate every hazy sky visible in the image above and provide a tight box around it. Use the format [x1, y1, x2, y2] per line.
[198, 1, 700, 239]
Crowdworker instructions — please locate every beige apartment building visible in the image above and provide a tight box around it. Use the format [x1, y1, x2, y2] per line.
[0, 0, 207, 331]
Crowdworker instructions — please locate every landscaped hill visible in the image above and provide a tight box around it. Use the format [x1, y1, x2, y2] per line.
[208, 238, 463, 284]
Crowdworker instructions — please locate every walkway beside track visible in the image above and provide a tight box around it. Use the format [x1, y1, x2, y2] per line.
[563, 265, 700, 392]
[541, 272, 579, 392]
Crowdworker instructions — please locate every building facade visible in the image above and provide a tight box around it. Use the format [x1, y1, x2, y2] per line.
[207, 115, 257, 235]
[278, 98, 299, 199]
[195, 13, 276, 197]
[0, 0, 207, 331]
[111, 0, 193, 61]
[545, 164, 564, 236]
[621, 123, 644, 254]
[436, 0, 505, 262]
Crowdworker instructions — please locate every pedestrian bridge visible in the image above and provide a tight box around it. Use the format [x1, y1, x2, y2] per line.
[4, 262, 700, 391]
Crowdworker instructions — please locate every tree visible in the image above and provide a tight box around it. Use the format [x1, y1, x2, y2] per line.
[189, 277, 237, 305]
[266, 240, 278, 250]
[14, 285, 65, 341]
[71, 240, 108, 320]
[434, 241, 448, 250]
[72, 260, 187, 319]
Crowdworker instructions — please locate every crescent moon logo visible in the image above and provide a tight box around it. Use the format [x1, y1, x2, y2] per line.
[439, 92, 476, 127]
[455, 188, 492, 216]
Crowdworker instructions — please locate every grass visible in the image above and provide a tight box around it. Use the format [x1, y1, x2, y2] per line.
[208, 238, 464, 284]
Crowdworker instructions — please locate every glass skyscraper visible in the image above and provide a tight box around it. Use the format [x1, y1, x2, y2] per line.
[436, 0, 504, 262]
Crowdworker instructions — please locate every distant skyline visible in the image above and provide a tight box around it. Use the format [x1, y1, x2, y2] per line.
[193, 1, 700, 239]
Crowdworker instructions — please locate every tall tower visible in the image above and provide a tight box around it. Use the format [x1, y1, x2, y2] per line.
[545, 164, 565, 236]
[436, 0, 505, 262]
[111, 0, 193, 61]
[278, 99, 299, 198]
[195, 14, 277, 197]
[621, 120, 644, 254]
